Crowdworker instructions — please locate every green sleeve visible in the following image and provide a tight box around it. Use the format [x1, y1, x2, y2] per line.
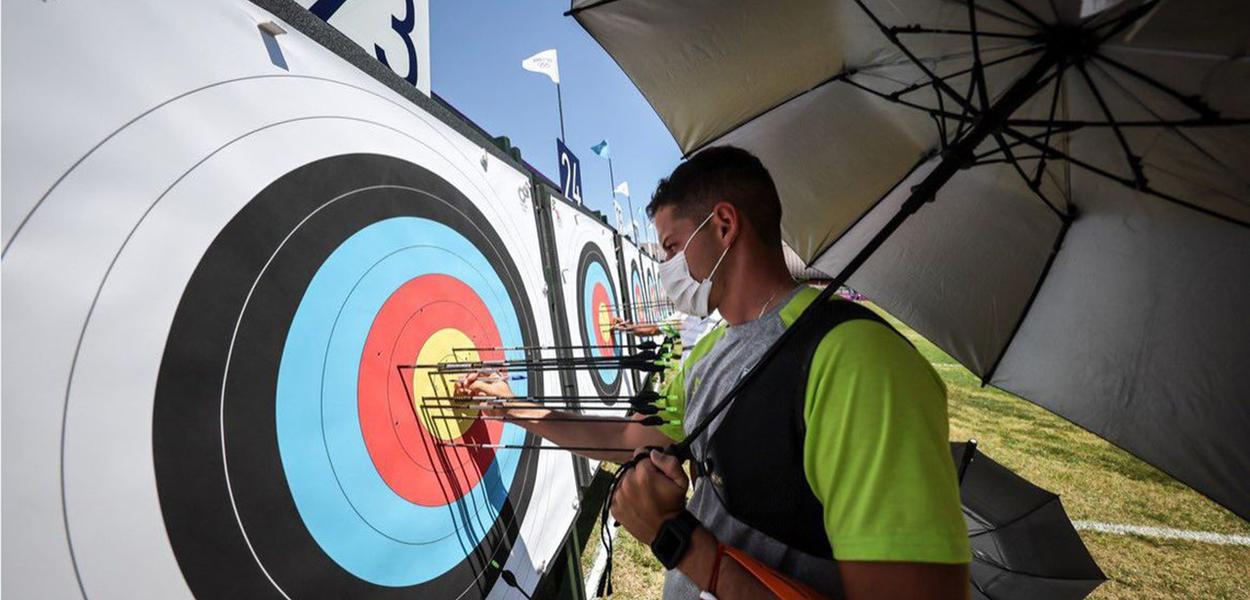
[802, 319, 970, 564]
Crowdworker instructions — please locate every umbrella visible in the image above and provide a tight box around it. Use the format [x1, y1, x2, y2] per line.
[954, 441, 1106, 599]
[568, 0, 1250, 521]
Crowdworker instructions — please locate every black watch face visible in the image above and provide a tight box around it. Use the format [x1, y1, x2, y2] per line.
[652, 524, 684, 567]
[654, 528, 677, 553]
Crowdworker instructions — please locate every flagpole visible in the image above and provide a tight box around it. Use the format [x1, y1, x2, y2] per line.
[556, 82, 567, 141]
[607, 157, 617, 202]
[607, 158, 636, 242]
[638, 208, 649, 249]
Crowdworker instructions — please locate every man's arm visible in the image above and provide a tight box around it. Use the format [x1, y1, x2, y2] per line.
[839, 562, 969, 600]
[613, 451, 782, 599]
[456, 372, 672, 463]
[611, 316, 662, 337]
[804, 319, 971, 598]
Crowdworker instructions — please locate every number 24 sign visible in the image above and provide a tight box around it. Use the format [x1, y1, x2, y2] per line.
[557, 139, 583, 205]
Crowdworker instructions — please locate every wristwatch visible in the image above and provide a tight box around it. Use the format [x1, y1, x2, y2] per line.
[650, 510, 700, 570]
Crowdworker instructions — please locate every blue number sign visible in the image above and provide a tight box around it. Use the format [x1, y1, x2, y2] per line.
[557, 138, 583, 205]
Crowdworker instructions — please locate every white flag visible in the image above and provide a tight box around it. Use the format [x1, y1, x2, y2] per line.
[613, 201, 624, 231]
[521, 49, 559, 84]
[614, 181, 630, 197]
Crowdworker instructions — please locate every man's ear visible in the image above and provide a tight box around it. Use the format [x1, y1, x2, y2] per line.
[711, 201, 739, 246]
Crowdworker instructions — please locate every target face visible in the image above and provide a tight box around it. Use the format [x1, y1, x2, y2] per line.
[575, 243, 624, 398]
[644, 266, 661, 323]
[630, 260, 646, 325]
[153, 155, 540, 598]
[3, 3, 585, 598]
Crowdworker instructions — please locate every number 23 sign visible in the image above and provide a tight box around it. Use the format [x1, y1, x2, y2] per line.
[557, 139, 583, 205]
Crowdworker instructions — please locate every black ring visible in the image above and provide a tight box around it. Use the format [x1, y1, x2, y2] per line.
[153, 154, 540, 599]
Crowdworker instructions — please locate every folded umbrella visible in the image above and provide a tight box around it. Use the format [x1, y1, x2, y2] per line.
[954, 441, 1106, 599]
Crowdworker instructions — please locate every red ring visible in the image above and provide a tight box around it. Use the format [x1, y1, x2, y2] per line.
[591, 283, 615, 357]
[358, 274, 505, 506]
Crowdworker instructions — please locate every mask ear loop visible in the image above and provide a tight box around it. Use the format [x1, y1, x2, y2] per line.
[703, 240, 731, 283]
[684, 210, 732, 283]
[680, 211, 718, 255]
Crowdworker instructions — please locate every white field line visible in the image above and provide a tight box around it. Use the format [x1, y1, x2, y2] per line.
[1074, 520, 1250, 546]
[584, 519, 621, 597]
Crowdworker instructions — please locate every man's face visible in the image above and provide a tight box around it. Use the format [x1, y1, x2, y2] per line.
[653, 204, 725, 281]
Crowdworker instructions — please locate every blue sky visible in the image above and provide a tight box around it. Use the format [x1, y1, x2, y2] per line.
[428, 2, 681, 227]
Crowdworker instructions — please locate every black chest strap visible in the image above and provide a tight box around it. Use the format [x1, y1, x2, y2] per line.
[701, 296, 910, 558]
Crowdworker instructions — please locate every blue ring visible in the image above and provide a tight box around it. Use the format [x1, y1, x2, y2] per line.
[581, 259, 621, 385]
[275, 217, 527, 586]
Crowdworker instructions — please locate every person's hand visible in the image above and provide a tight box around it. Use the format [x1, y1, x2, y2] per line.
[454, 371, 514, 418]
[632, 324, 662, 336]
[611, 316, 632, 331]
[611, 449, 690, 544]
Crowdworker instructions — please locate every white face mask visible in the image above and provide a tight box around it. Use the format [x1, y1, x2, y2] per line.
[658, 211, 731, 317]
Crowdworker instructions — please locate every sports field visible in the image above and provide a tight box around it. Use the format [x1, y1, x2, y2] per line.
[582, 302, 1250, 599]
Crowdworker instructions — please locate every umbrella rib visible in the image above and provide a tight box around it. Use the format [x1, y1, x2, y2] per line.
[1002, 126, 1250, 229]
[987, 0, 1049, 28]
[679, 41, 1028, 158]
[990, 130, 1066, 218]
[1075, 61, 1147, 187]
[680, 37, 1030, 158]
[974, 124, 1078, 160]
[973, 154, 1047, 164]
[1099, 43, 1250, 64]
[1086, 59, 1250, 196]
[1045, 0, 1061, 21]
[851, 0, 980, 114]
[563, 0, 625, 17]
[969, 576, 996, 600]
[1093, 0, 1162, 46]
[980, 209, 1074, 385]
[972, 552, 1105, 582]
[841, 76, 976, 124]
[967, 0, 994, 112]
[1007, 116, 1250, 128]
[1032, 63, 1068, 186]
[968, 494, 1060, 538]
[941, 0, 1037, 29]
[891, 25, 1036, 40]
[894, 45, 1045, 100]
[1089, 52, 1217, 118]
[931, 81, 951, 149]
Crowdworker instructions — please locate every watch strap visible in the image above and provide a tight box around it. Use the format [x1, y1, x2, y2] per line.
[651, 509, 700, 570]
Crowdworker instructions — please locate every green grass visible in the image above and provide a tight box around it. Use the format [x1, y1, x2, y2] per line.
[580, 302, 1250, 599]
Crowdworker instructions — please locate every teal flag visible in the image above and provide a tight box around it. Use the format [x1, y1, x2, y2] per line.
[590, 139, 610, 158]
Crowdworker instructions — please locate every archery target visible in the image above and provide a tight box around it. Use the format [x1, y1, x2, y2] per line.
[615, 236, 648, 392]
[575, 242, 625, 398]
[643, 262, 661, 323]
[2, 2, 578, 598]
[618, 237, 645, 327]
[153, 155, 540, 597]
[548, 195, 633, 403]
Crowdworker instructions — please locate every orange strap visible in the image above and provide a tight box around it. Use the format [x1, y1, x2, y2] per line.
[722, 546, 828, 600]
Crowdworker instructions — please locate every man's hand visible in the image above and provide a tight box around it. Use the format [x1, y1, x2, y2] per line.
[610, 449, 690, 544]
[454, 370, 516, 418]
[612, 316, 663, 337]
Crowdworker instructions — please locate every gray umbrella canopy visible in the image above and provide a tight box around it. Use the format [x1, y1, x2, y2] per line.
[570, 0, 1250, 520]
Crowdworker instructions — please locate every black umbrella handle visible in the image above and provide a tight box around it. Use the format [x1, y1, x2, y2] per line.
[958, 439, 978, 484]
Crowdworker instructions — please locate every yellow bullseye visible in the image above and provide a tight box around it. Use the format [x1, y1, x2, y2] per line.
[413, 328, 480, 441]
[596, 303, 614, 342]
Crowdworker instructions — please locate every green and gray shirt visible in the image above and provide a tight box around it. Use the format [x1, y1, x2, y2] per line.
[659, 286, 969, 599]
